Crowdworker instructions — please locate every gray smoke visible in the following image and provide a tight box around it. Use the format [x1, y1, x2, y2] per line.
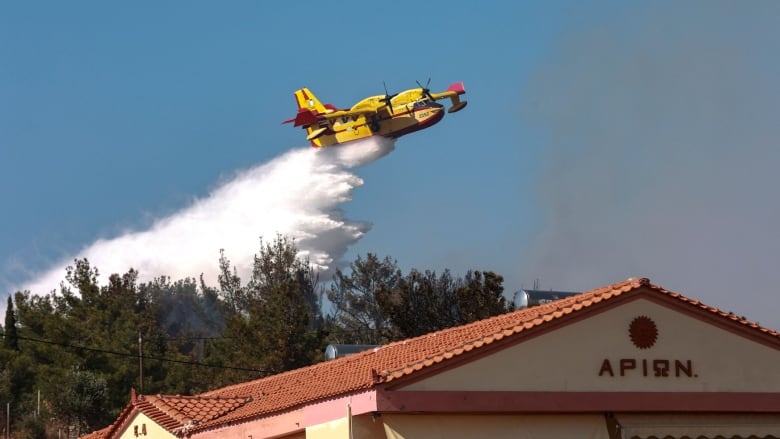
[519, 2, 780, 329]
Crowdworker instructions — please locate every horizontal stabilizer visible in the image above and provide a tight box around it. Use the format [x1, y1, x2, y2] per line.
[282, 109, 321, 127]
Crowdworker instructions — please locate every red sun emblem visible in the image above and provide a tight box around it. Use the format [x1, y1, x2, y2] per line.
[629, 316, 658, 349]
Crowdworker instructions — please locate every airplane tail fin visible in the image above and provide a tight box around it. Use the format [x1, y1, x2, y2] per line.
[283, 87, 338, 128]
[294, 88, 328, 114]
[447, 82, 466, 95]
[281, 87, 332, 146]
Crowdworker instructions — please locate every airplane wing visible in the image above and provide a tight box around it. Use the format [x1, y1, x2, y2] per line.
[318, 108, 377, 121]
[282, 108, 377, 128]
[429, 82, 468, 113]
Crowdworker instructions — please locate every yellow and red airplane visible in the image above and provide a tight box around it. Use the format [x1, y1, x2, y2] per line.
[283, 80, 467, 148]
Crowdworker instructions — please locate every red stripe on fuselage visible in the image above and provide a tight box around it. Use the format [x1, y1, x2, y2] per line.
[385, 106, 445, 139]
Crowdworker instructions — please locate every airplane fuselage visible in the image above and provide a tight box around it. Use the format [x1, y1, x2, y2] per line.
[310, 101, 445, 148]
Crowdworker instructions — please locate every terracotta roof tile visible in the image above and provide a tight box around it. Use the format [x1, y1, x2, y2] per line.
[81, 391, 252, 438]
[80, 426, 111, 439]
[143, 394, 253, 428]
[86, 277, 780, 437]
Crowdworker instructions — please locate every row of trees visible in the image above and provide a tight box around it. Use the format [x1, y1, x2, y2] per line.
[328, 253, 509, 343]
[0, 235, 511, 438]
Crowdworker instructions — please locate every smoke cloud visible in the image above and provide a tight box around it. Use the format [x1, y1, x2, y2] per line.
[20, 137, 395, 294]
[518, 2, 780, 328]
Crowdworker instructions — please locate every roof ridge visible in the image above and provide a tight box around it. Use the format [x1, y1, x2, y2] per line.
[377, 278, 649, 381]
[653, 283, 779, 336]
[160, 393, 252, 401]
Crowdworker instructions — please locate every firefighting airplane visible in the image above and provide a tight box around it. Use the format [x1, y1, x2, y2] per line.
[283, 80, 467, 148]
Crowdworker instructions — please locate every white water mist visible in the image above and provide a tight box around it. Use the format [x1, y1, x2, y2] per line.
[20, 137, 395, 293]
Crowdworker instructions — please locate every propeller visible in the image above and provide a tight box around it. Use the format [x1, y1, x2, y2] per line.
[416, 77, 435, 101]
[379, 81, 398, 114]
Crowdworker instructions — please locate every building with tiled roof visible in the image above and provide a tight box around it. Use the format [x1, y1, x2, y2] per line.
[83, 277, 780, 439]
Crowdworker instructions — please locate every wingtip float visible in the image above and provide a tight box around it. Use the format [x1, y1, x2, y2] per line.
[283, 80, 467, 148]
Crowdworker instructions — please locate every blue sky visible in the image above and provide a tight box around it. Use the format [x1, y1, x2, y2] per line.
[3, 2, 780, 329]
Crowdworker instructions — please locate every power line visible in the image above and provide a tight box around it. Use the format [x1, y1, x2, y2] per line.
[163, 335, 238, 341]
[1, 332, 268, 373]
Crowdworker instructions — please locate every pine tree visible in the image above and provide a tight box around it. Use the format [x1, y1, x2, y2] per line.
[212, 235, 326, 380]
[377, 269, 460, 339]
[455, 270, 509, 324]
[327, 253, 400, 344]
[375, 267, 510, 340]
[4, 296, 19, 351]
[248, 235, 325, 373]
